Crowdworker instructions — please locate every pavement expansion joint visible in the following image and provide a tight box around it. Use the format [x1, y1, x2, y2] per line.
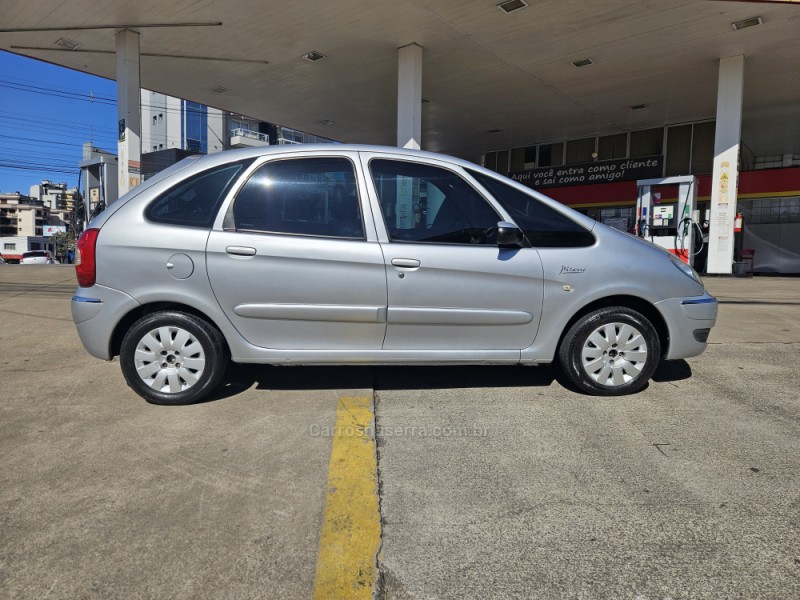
[373, 391, 387, 600]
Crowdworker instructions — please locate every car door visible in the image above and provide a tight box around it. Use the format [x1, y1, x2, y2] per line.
[206, 153, 387, 350]
[362, 154, 544, 352]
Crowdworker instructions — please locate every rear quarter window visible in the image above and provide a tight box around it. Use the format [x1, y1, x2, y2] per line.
[146, 159, 253, 228]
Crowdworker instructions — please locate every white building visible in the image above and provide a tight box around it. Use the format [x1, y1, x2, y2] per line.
[26, 181, 80, 232]
[141, 91, 227, 155]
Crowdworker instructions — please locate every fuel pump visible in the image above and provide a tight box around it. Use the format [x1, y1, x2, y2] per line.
[635, 175, 699, 266]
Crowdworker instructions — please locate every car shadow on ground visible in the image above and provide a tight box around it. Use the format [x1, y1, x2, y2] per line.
[206, 359, 693, 403]
[652, 359, 693, 382]
[207, 363, 559, 402]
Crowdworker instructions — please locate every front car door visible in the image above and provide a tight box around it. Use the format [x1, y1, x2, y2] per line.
[360, 153, 544, 353]
[206, 152, 387, 350]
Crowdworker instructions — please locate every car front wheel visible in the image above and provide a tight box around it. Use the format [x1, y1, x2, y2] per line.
[558, 307, 661, 396]
[120, 311, 229, 405]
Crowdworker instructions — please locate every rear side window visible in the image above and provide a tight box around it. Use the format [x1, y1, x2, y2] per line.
[468, 170, 595, 248]
[23, 251, 46, 257]
[229, 157, 364, 239]
[146, 160, 252, 228]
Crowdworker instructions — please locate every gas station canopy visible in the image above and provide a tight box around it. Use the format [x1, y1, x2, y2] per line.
[2, 0, 799, 162]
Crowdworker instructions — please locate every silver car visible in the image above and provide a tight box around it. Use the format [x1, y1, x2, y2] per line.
[71, 145, 717, 404]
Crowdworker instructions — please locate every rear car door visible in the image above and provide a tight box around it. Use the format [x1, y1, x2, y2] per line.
[206, 153, 387, 350]
[362, 154, 544, 352]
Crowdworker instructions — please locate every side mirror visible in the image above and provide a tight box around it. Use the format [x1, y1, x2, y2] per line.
[496, 221, 526, 248]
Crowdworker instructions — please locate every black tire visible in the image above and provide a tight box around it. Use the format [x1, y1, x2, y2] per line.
[120, 310, 229, 405]
[558, 307, 661, 396]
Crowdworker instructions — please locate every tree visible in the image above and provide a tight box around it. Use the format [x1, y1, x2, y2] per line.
[52, 231, 76, 263]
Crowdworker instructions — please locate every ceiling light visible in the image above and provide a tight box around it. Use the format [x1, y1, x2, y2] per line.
[318, 119, 335, 126]
[629, 104, 648, 111]
[212, 85, 229, 94]
[571, 58, 594, 68]
[731, 16, 762, 31]
[54, 37, 80, 50]
[304, 51, 327, 62]
[487, 129, 503, 134]
[497, 0, 528, 14]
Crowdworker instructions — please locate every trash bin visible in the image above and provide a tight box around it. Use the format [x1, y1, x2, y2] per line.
[732, 261, 752, 277]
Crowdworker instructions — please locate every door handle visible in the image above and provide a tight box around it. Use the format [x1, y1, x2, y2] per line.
[391, 258, 421, 268]
[226, 246, 257, 257]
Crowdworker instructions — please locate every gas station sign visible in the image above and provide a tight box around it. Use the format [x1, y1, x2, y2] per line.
[510, 155, 663, 189]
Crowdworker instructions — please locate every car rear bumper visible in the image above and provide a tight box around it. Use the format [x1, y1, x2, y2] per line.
[72, 285, 140, 360]
[655, 291, 718, 360]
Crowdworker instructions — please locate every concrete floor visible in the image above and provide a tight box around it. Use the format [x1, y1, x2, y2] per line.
[1, 266, 798, 599]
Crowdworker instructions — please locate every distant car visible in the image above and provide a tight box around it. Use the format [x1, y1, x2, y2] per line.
[0, 256, 6, 264]
[71, 145, 718, 405]
[21, 250, 54, 265]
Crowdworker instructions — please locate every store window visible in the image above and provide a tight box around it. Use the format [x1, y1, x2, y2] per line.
[630, 128, 663, 158]
[523, 146, 537, 169]
[598, 133, 627, 160]
[484, 152, 498, 172]
[565, 137, 595, 165]
[510, 148, 525, 172]
[665, 125, 692, 176]
[496, 150, 510, 176]
[538, 142, 564, 167]
[691, 121, 716, 174]
[746, 198, 800, 224]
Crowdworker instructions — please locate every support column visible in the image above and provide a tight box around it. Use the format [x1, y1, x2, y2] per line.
[707, 55, 744, 274]
[397, 43, 422, 150]
[116, 29, 142, 199]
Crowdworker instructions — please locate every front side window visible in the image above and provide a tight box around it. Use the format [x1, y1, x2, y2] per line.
[230, 157, 364, 239]
[370, 159, 500, 245]
[468, 170, 595, 248]
[146, 160, 251, 228]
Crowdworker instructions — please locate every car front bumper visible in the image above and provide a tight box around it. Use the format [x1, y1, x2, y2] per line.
[655, 291, 718, 360]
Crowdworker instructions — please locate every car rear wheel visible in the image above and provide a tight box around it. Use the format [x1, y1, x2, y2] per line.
[120, 311, 228, 405]
[558, 307, 660, 396]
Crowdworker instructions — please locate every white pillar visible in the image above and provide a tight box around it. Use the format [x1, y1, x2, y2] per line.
[116, 29, 142, 198]
[397, 43, 422, 150]
[707, 55, 744, 274]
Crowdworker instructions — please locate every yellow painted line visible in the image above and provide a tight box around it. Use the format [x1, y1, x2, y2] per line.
[313, 396, 381, 600]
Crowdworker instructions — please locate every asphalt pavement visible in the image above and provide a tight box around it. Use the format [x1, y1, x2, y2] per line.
[0, 265, 798, 599]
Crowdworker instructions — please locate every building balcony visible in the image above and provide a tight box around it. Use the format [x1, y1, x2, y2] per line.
[229, 128, 269, 148]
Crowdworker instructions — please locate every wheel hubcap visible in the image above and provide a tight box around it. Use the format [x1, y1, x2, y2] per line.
[134, 326, 206, 394]
[581, 322, 648, 387]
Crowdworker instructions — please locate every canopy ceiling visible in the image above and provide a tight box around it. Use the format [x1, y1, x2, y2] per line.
[2, 0, 799, 161]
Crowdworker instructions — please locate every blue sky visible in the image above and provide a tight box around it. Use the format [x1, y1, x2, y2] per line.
[0, 50, 118, 194]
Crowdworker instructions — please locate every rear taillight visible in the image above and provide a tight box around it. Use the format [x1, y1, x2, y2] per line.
[75, 228, 100, 288]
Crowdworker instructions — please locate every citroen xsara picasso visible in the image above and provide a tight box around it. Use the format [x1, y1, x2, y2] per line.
[72, 145, 717, 404]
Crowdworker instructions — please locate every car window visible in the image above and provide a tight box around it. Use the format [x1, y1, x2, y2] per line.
[146, 160, 252, 228]
[23, 251, 47, 257]
[369, 159, 500, 244]
[467, 169, 595, 248]
[230, 157, 364, 239]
